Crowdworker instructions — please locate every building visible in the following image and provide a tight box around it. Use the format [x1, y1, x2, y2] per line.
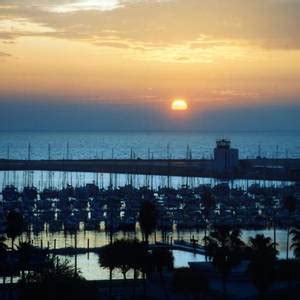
[213, 139, 239, 174]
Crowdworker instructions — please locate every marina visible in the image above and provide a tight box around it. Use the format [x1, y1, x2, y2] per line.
[1, 139, 299, 254]
[0, 176, 298, 254]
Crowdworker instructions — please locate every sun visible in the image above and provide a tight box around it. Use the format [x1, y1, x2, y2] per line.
[171, 99, 188, 111]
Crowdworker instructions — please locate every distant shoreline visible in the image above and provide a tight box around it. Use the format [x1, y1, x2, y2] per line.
[1, 129, 300, 134]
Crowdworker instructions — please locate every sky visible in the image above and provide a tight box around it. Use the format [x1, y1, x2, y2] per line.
[0, 0, 300, 131]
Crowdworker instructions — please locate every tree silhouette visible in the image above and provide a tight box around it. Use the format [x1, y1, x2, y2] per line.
[18, 242, 35, 279]
[6, 210, 25, 250]
[0, 236, 8, 282]
[248, 234, 278, 300]
[17, 242, 47, 279]
[291, 225, 300, 258]
[204, 225, 244, 296]
[112, 239, 133, 280]
[98, 241, 117, 296]
[139, 201, 158, 244]
[99, 238, 148, 297]
[0, 236, 7, 258]
[283, 195, 297, 259]
[19, 257, 97, 300]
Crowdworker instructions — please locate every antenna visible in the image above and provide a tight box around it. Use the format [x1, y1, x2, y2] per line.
[7, 144, 10, 160]
[28, 143, 31, 160]
[66, 142, 70, 160]
[48, 144, 51, 160]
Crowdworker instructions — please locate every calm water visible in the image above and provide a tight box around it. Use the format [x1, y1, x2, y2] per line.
[14, 229, 286, 256]
[55, 228, 291, 280]
[1, 228, 291, 282]
[0, 131, 300, 160]
[59, 250, 206, 280]
[2, 170, 291, 191]
[14, 228, 291, 259]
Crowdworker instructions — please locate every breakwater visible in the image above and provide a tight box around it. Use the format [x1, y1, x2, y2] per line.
[0, 158, 300, 181]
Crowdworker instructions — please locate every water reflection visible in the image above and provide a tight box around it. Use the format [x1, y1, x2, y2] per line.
[0, 229, 291, 283]
[10, 227, 290, 258]
[59, 250, 206, 281]
[0, 170, 292, 191]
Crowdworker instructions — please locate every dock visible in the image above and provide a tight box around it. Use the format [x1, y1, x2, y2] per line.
[42, 241, 205, 256]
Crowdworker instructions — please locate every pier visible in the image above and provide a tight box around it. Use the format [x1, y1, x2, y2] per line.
[47, 241, 205, 256]
[0, 157, 300, 181]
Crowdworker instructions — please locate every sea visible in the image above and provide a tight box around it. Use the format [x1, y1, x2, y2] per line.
[0, 130, 300, 160]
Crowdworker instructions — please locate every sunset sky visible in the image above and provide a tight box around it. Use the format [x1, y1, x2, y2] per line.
[0, 0, 300, 130]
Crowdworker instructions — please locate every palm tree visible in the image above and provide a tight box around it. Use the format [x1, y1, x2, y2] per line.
[283, 195, 297, 259]
[264, 196, 278, 251]
[6, 210, 25, 250]
[106, 196, 121, 244]
[129, 240, 148, 298]
[290, 225, 300, 258]
[139, 200, 158, 244]
[201, 190, 215, 253]
[248, 234, 278, 300]
[131, 240, 150, 298]
[204, 225, 244, 296]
